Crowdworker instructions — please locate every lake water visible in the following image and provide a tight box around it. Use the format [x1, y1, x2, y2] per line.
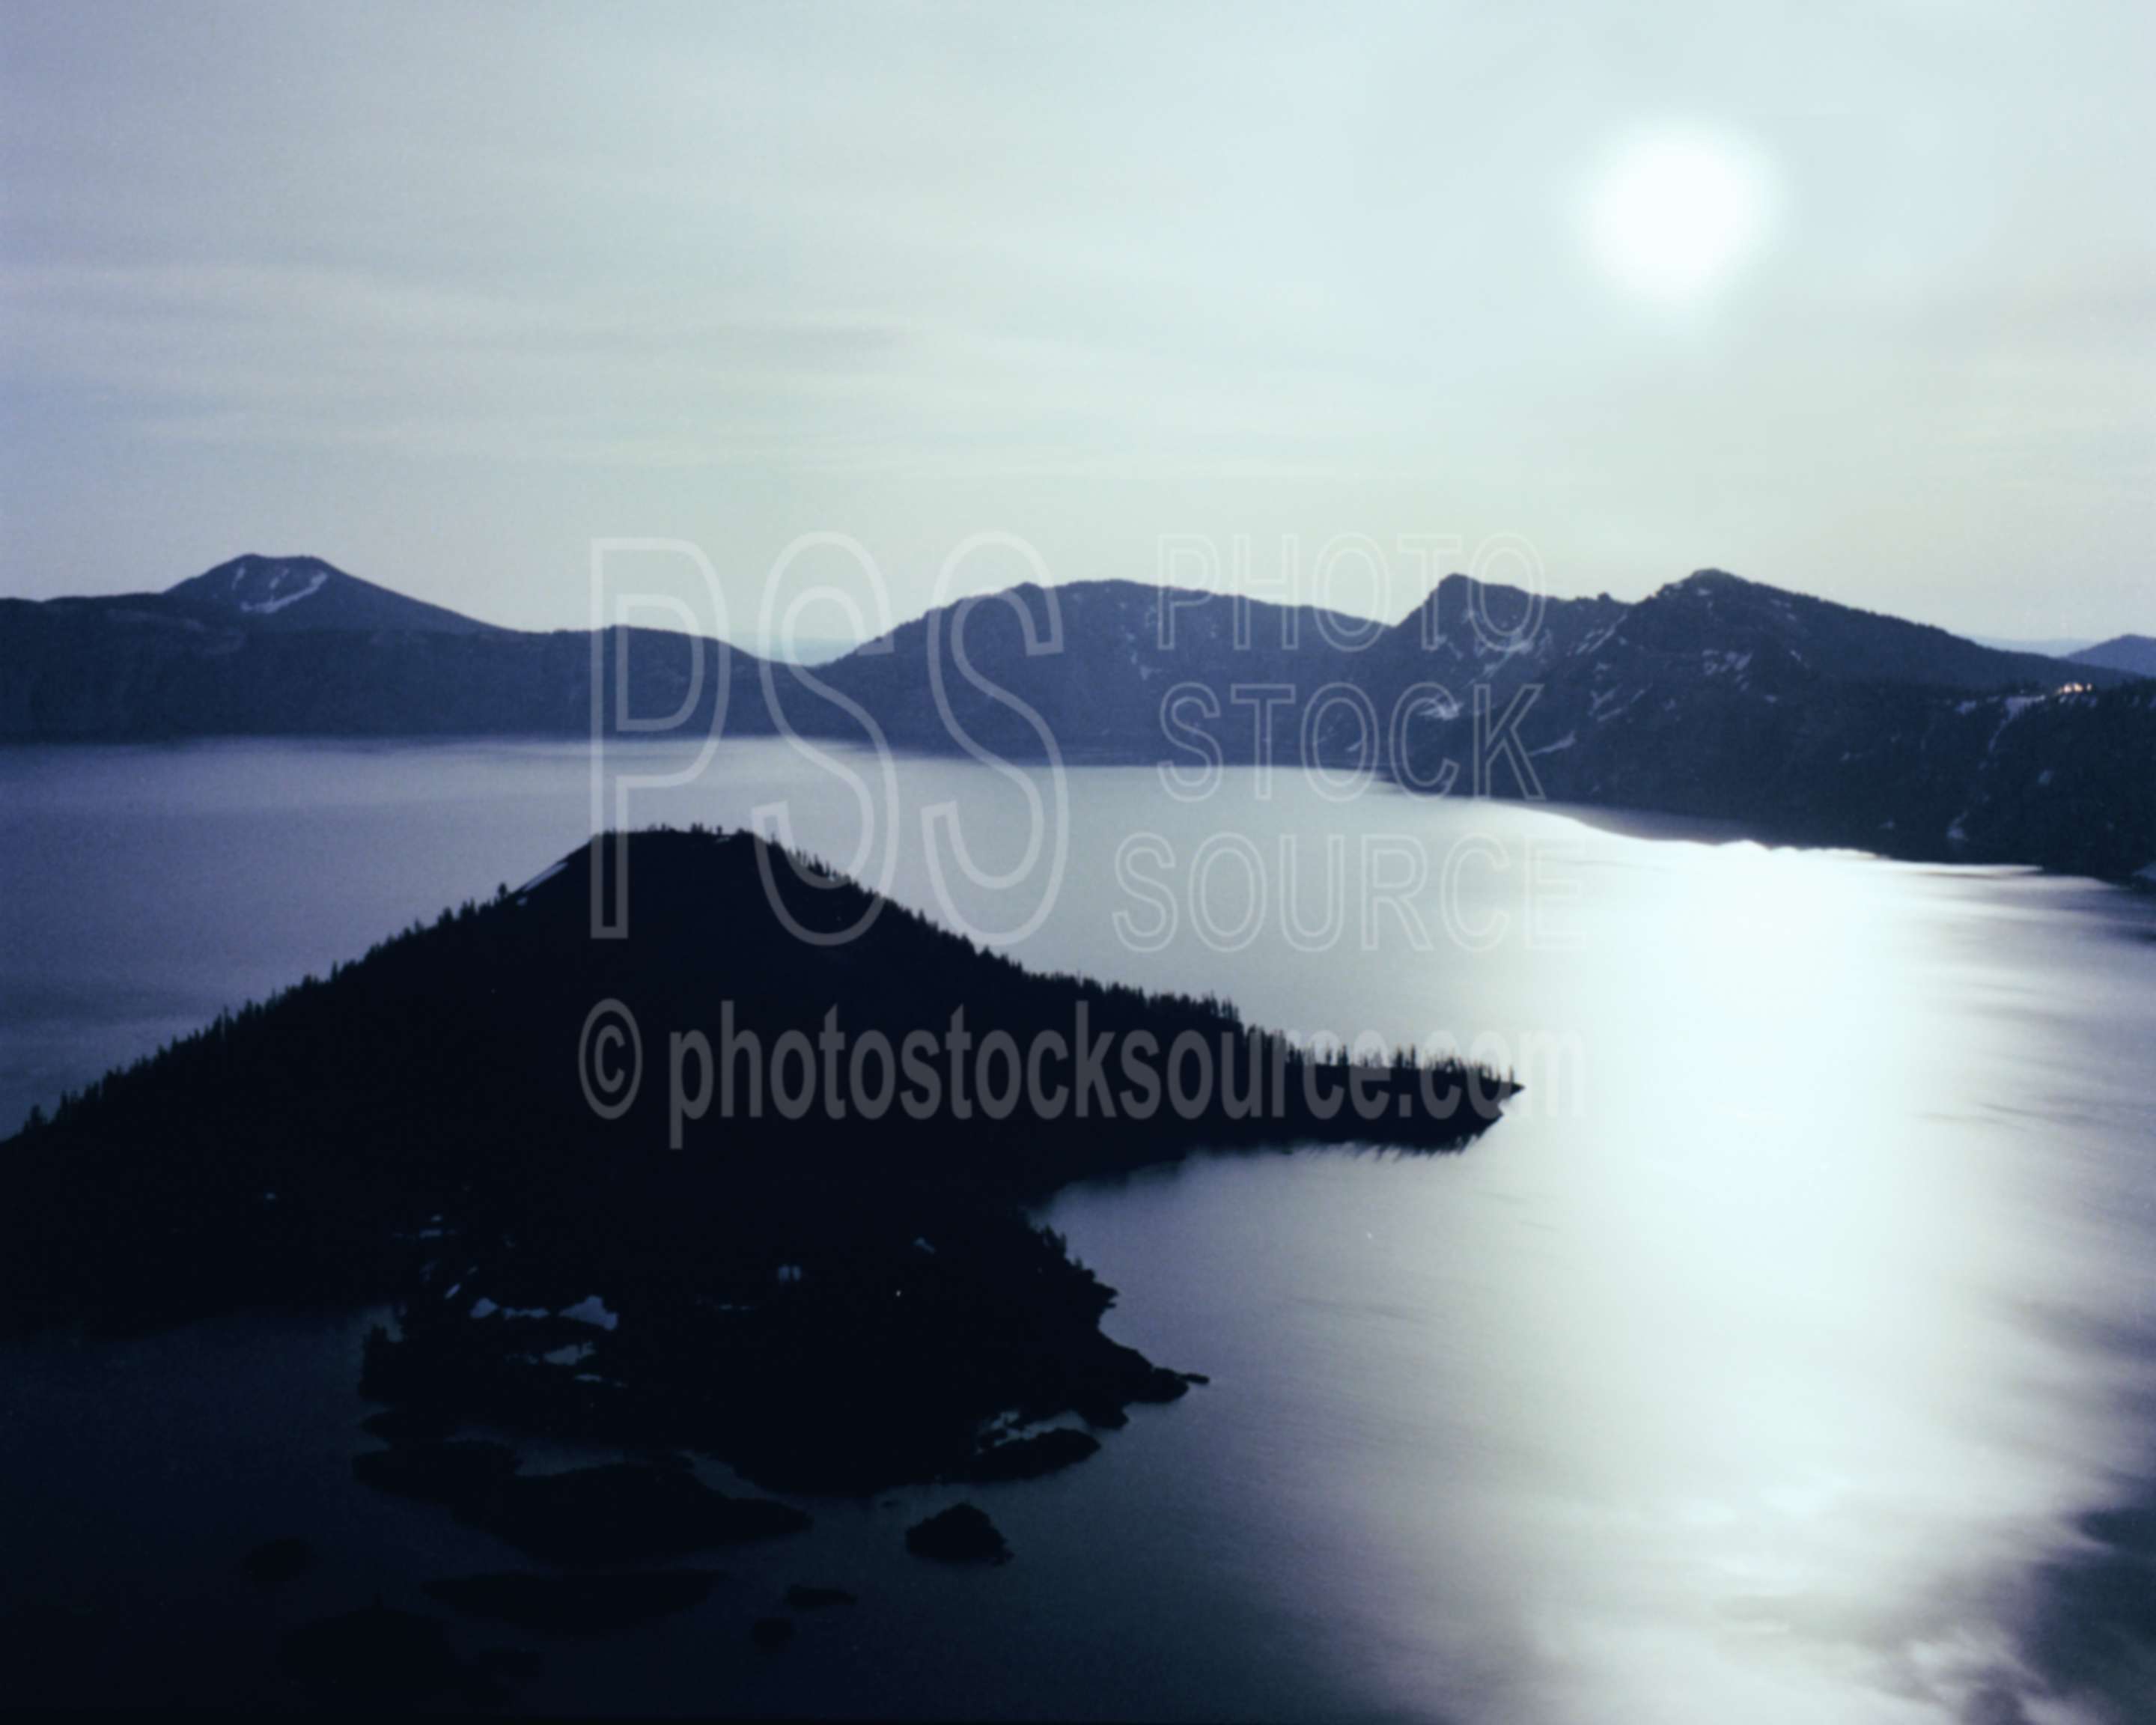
[2, 739, 2153, 1721]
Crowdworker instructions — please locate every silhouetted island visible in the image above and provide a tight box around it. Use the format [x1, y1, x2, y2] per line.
[0, 827, 1517, 1497]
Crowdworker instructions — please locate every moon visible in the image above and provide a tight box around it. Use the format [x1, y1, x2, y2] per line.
[1586, 128, 1775, 307]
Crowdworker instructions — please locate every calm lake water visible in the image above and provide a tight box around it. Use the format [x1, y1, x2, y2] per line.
[2, 739, 2153, 1721]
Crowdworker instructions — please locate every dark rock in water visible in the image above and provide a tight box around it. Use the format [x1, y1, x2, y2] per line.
[1077, 1402, 1130, 1431]
[783, 1583, 857, 1611]
[750, 1616, 796, 1649]
[424, 1571, 716, 1638]
[478, 1463, 809, 1566]
[1068, 1336, 1192, 1429]
[951, 1427, 1100, 1483]
[1124, 1359, 1196, 1405]
[905, 1503, 1011, 1565]
[1181, 1371, 1211, 1386]
[278, 1603, 482, 1709]
[352, 1439, 517, 1508]
[240, 1536, 312, 1589]
[361, 1405, 456, 1447]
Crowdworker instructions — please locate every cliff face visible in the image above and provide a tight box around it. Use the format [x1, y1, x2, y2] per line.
[4, 559, 2151, 880]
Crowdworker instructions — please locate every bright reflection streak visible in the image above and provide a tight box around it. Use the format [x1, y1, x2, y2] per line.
[1034, 791, 2156, 1725]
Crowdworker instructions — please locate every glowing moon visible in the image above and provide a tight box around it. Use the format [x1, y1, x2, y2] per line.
[1586, 129, 1774, 307]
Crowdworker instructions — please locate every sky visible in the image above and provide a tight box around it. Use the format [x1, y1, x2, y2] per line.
[1, 0, 2150, 648]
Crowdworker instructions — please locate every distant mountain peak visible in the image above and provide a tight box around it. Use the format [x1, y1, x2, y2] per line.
[166, 554, 502, 636]
[2069, 634, 2156, 679]
[1657, 567, 1764, 600]
[1613, 567, 2124, 693]
[187, 553, 344, 617]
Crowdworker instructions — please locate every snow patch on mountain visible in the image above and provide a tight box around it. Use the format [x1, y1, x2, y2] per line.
[239, 569, 329, 615]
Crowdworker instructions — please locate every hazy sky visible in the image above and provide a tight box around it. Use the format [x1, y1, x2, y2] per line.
[2, 1, 2150, 644]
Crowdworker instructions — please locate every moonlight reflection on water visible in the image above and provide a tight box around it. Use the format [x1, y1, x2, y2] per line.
[1, 740, 2152, 1721]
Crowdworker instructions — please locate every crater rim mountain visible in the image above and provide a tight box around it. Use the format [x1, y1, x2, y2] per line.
[2, 553, 2150, 883]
